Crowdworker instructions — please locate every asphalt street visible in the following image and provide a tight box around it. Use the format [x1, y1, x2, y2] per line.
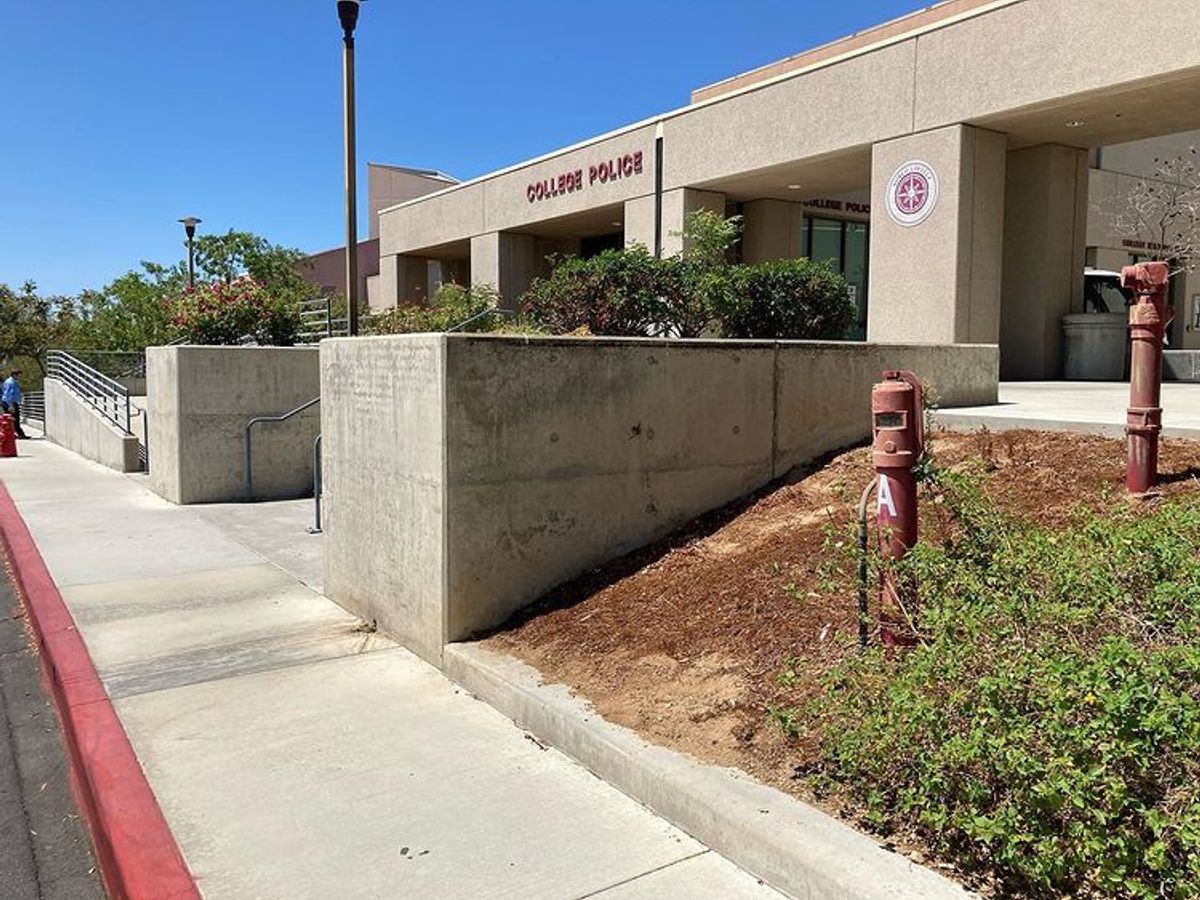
[0, 559, 104, 899]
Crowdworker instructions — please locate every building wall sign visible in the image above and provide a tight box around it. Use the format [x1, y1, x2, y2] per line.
[885, 160, 939, 227]
[805, 198, 871, 215]
[526, 151, 645, 203]
[1122, 238, 1172, 254]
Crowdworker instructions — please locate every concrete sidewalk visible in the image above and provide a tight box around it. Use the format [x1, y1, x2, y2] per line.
[935, 381, 1200, 438]
[2, 438, 780, 899]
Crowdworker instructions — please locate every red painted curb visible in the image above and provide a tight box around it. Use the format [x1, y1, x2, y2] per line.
[0, 482, 200, 900]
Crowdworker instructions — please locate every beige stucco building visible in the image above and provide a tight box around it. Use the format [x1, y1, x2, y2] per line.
[301, 163, 456, 303]
[371, 0, 1200, 378]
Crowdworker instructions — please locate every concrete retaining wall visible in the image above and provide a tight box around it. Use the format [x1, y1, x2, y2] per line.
[43, 379, 140, 472]
[322, 335, 998, 663]
[147, 346, 320, 505]
[1165, 350, 1200, 383]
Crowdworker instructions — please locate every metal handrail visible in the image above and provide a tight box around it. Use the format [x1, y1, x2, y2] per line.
[46, 350, 132, 435]
[307, 434, 323, 534]
[447, 307, 515, 332]
[23, 391, 45, 424]
[65, 350, 147, 380]
[244, 396, 321, 501]
[297, 297, 348, 343]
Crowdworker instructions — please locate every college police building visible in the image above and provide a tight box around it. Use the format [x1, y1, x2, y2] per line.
[368, 0, 1200, 379]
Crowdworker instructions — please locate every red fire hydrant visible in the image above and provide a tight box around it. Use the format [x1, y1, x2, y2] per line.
[1123, 261, 1172, 494]
[871, 371, 924, 645]
[0, 415, 16, 458]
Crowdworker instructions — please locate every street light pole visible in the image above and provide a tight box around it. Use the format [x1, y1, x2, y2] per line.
[338, 0, 361, 336]
[178, 216, 201, 289]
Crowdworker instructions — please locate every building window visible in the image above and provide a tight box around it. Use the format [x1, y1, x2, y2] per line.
[803, 215, 869, 340]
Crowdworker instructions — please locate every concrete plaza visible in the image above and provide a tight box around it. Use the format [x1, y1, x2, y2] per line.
[935, 381, 1200, 439]
[2, 437, 780, 899]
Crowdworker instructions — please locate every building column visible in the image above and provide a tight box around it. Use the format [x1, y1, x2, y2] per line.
[740, 199, 804, 262]
[470, 232, 538, 307]
[624, 188, 725, 257]
[866, 124, 1007, 345]
[1000, 145, 1089, 379]
[376, 253, 432, 310]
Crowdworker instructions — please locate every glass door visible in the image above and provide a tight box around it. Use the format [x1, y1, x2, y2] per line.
[803, 216, 869, 340]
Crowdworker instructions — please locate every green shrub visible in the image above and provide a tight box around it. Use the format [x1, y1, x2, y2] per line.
[522, 247, 696, 336]
[522, 212, 855, 340]
[365, 282, 518, 335]
[711, 258, 855, 340]
[791, 469, 1200, 898]
[168, 276, 298, 345]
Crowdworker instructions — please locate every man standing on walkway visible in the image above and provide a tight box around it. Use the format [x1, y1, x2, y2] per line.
[2, 369, 28, 438]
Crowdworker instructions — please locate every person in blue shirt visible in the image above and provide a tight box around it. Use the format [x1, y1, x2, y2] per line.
[1, 369, 27, 438]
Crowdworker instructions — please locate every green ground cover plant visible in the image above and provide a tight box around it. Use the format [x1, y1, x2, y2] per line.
[784, 466, 1200, 898]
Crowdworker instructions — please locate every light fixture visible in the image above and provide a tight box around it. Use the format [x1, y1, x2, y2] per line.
[337, 0, 361, 37]
[178, 216, 201, 288]
[786, 183, 803, 190]
[1065, 120, 1084, 128]
[610, 221, 622, 227]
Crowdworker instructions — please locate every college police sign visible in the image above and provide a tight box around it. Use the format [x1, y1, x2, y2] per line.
[526, 151, 645, 204]
[885, 160, 938, 227]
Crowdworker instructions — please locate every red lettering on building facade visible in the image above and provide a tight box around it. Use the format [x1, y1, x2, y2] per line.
[527, 150, 645, 203]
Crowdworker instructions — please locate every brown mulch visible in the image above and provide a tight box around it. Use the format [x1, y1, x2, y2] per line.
[484, 429, 1200, 822]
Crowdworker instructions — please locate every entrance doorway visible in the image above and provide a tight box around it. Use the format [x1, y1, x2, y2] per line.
[802, 217, 869, 340]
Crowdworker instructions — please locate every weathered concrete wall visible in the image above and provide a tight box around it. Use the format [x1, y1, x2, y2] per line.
[321, 336, 448, 662]
[147, 346, 320, 505]
[322, 335, 998, 664]
[43, 378, 140, 472]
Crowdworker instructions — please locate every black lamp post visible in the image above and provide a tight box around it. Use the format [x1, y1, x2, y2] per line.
[178, 216, 201, 289]
[338, 0, 361, 336]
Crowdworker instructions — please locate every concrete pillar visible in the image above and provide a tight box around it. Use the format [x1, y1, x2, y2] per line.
[624, 188, 725, 256]
[377, 253, 431, 310]
[1000, 145, 1089, 379]
[741, 199, 804, 262]
[470, 232, 538, 307]
[867, 124, 1007, 345]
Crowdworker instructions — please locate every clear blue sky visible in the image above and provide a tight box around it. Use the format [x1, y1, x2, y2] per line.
[0, 0, 927, 296]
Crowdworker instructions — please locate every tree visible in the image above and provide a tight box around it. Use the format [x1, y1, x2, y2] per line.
[1105, 146, 1200, 276]
[72, 262, 184, 351]
[0, 281, 79, 377]
[63, 229, 316, 352]
[673, 208, 742, 268]
[191, 231, 317, 303]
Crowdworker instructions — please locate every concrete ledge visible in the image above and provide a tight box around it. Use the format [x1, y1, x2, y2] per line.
[43, 379, 140, 472]
[147, 345, 320, 504]
[323, 335, 998, 664]
[444, 642, 973, 900]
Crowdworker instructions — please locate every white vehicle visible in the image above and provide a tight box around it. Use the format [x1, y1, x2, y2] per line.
[1083, 268, 1134, 314]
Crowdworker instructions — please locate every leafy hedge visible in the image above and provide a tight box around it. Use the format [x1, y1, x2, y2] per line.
[521, 247, 701, 337]
[790, 468, 1200, 898]
[521, 211, 855, 340]
[168, 276, 299, 345]
[364, 283, 539, 336]
[710, 259, 856, 340]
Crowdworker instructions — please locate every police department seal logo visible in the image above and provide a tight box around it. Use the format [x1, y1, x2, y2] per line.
[885, 160, 938, 227]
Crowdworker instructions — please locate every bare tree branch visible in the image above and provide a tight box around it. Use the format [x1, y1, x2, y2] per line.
[1099, 146, 1200, 277]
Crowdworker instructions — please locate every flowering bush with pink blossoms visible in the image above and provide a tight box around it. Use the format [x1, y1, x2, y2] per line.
[168, 277, 299, 346]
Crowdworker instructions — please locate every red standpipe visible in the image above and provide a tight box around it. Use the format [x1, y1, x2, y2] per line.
[871, 370, 923, 645]
[1123, 262, 1172, 494]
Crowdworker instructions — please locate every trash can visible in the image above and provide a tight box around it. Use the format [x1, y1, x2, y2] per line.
[1062, 313, 1127, 380]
